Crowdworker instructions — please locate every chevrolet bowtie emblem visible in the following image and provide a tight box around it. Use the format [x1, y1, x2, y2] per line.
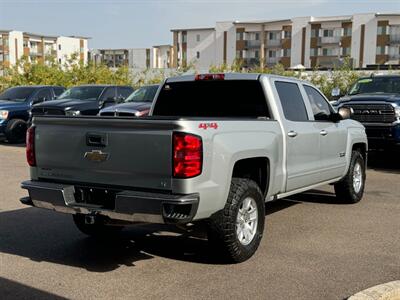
[84, 150, 109, 162]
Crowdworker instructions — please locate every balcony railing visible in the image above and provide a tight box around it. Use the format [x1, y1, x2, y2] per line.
[390, 34, 400, 44]
[266, 39, 281, 48]
[245, 40, 261, 48]
[389, 53, 400, 60]
[266, 57, 280, 64]
[243, 58, 260, 66]
[319, 36, 341, 45]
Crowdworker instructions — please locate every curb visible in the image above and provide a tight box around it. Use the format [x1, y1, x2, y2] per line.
[349, 281, 400, 300]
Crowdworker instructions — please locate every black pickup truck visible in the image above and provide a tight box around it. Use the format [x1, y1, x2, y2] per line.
[334, 75, 400, 150]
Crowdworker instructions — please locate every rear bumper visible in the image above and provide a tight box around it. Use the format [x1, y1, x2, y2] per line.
[21, 180, 199, 224]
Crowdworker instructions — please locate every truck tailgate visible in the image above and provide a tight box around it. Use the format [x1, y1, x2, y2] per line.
[33, 117, 178, 191]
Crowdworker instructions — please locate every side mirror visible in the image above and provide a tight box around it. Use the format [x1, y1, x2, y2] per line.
[100, 97, 117, 108]
[338, 107, 353, 120]
[33, 97, 46, 104]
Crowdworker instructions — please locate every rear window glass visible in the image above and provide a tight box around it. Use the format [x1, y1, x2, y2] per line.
[152, 80, 269, 118]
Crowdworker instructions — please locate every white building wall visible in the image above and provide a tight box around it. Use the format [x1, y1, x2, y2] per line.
[57, 36, 83, 65]
[129, 48, 148, 70]
[186, 29, 216, 71]
[7, 31, 24, 65]
[352, 13, 376, 68]
[215, 22, 236, 66]
[291, 17, 311, 67]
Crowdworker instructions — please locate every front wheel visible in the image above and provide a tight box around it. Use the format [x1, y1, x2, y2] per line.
[5, 119, 27, 144]
[72, 214, 123, 238]
[207, 178, 265, 263]
[334, 151, 366, 204]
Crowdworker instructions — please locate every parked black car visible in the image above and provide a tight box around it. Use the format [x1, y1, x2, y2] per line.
[0, 85, 65, 143]
[99, 84, 159, 117]
[333, 75, 400, 150]
[31, 85, 134, 117]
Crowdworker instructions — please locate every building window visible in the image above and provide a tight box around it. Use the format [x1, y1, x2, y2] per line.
[196, 34, 200, 42]
[254, 50, 259, 58]
[255, 33, 260, 41]
[268, 50, 277, 58]
[3, 54, 9, 61]
[196, 51, 200, 59]
[182, 34, 187, 43]
[284, 30, 291, 39]
[323, 30, 334, 37]
[236, 32, 244, 41]
[343, 28, 352, 37]
[23, 40, 28, 47]
[0, 54, 3, 61]
[342, 47, 351, 56]
[236, 50, 243, 59]
[0, 38, 2, 46]
[58, 44, 61, 50]
[376, 46, 386, 55]
[268, 32, 279, 40]
[282, 49, 291, 57]
[58, 58, 62, 64]
[377, 26, 388, 35]
[310, 48, 318, 56]
[311, 29, 319, 38]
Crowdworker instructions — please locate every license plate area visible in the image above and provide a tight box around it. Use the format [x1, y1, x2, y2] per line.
[74, 186, 119, 209]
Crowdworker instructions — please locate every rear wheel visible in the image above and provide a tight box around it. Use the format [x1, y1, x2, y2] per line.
[72, 214, 123, 238]
[207, 178, 265, 263]
[5, 119, 27, 144]
[334, 151, 366, 203]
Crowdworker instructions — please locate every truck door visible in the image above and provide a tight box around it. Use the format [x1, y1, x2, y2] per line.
[302, 84, 347, 181]
[274, 81, 321, 192]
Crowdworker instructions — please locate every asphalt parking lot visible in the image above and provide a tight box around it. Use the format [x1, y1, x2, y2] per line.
[0, 142, 399, 300]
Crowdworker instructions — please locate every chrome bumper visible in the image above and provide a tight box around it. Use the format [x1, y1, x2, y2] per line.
[21, 180, 199, 224]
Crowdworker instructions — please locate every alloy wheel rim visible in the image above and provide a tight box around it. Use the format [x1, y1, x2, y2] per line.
[236, 197, 258, 246]
[353, 162, 363, 193]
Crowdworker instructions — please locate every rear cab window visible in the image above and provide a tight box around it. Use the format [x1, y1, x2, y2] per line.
[152, 80, 270, 118]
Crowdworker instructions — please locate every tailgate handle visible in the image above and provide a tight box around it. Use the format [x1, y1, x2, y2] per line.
[86, 133, 108, 147]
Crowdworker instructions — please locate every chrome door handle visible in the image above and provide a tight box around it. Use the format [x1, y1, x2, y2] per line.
[320, 130, 328, 136]
[287, 131, 298, 138]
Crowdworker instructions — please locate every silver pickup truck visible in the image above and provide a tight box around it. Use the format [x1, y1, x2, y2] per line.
[21, 73, 367, 262]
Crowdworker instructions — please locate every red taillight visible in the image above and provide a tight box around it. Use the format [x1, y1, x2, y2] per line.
[173, 133, 202, 178]
[195, 73, 225, 81]
[26, 126, 36, 167]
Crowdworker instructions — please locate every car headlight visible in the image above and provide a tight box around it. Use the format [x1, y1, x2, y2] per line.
[65, 110, 81, 117]
[0, 110, 9, 120]
[395, 107, 400, 118]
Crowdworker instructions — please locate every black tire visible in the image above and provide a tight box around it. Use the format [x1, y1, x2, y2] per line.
[5, 119, 27, 144]
[334, 151, 366, 204]
[72, 214, 123, 238]
[207, 178, 265, 263]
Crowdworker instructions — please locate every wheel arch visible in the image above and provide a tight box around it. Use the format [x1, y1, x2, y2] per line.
[231, 157, 270, 197]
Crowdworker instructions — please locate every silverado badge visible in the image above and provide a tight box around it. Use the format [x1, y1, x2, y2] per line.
[84, 150, 109, 162]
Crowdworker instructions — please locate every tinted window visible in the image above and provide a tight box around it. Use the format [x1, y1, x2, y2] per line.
[0, 87, 36, 102]
[53, 87, 65, 96]
[349, 77, 400, 95]
[303, 85, 332, 121]
[153, 80, 269, 118]
[117, 87, 134, 100]
[100, 87, 116, 101]
[275, 81, 308, 121]
[58, 86, 105, 101]
[125, 85, 159, 103]
[34, 89, 52, 102]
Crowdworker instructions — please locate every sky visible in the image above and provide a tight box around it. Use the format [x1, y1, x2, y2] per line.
[0, 0, 399, 49]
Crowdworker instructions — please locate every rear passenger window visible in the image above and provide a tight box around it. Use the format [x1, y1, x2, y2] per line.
[303, 85, 332, 121]
[275, 81, 309, 121]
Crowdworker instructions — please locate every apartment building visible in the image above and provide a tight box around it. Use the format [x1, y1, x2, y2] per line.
[172, 13, 400, 70]
[90, 45, 173, 70]
[0, 30, 89, 74]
